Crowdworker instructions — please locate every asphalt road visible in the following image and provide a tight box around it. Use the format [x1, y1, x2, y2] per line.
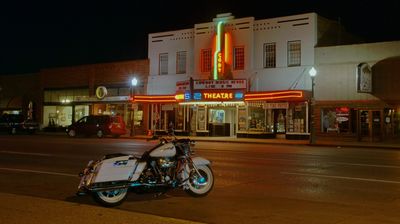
[1, 135, 400, 224]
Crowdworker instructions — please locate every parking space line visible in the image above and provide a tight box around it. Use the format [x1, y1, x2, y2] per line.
[0, 167, 77, 177]
[0, 151, 53, 157]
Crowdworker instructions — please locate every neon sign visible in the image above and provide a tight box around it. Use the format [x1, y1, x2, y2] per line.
[213, 21, 224, 80]
[204, 92, 233, 100]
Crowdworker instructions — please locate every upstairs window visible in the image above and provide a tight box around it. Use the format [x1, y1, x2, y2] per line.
[176, 51, 187, 74]
[263, 42, 276, 68]
[201, 49, 212, 73]
[233, 47, 245, 70]
[159, 53, 168, 75]
[288, 40, 301, 67]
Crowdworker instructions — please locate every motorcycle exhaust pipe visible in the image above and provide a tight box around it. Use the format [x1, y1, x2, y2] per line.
[88, 182, 169, 192]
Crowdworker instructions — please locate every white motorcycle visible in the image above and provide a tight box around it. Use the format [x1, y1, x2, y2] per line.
[77, 136, 214, 207]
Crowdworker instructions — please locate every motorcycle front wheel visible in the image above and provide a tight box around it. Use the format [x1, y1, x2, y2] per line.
[92, 188, 128, 207]
[185, 164, 214, 197]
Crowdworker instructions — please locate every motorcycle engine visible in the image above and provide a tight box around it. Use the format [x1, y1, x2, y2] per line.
[157, 157, 176, 168]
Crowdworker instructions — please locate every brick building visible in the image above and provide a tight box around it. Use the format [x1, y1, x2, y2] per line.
[38, 59, 149, 133]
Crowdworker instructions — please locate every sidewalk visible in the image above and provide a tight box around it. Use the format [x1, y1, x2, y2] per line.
[130, 134, 400, 150]
[40, 131, 400, 150]
[0, 192, 203, 224]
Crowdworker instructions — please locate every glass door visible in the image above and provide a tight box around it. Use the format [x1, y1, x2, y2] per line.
[273, 109, 286, 133]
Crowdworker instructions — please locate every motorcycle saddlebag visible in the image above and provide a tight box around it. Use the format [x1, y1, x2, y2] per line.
[92, 155, 137, 183]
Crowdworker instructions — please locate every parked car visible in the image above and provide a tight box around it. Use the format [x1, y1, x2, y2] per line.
[0, 114, 40, 135]
[66, 115, 127, 138]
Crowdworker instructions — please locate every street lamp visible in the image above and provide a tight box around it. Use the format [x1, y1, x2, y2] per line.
[309, 67, 317, 144]
[130, 77, 138, 136]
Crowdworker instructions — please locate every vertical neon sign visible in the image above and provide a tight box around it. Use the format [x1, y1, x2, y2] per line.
[213, 21, 224, 80]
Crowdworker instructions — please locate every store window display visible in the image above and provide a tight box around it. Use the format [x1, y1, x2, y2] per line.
[248, 107, 265, 132]
[287, 103, 306, 133]
[321, 107, 350, 133]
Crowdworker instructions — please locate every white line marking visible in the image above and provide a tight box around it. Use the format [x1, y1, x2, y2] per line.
[331, 162, 400, 169]
[0, 167, 77, 177]
[0, 151, 53, 157]
[281, 171, 400, 184]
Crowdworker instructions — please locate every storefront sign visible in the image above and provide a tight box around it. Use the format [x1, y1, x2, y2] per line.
[176, 80, 190, 92]
[203, 92, 233, 100]
[194, 79, 246, 90]
[336, 107, 349, 122]
[263, 102, 289, 109]
[75, 96, 129, 102]
[96, 86, 108, 99]
[189, 91, 244, 101]
[161, 104, 174, 111]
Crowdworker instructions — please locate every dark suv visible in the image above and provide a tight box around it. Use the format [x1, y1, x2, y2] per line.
[66, 115, 127, 138]
[0, 114, 40, 135]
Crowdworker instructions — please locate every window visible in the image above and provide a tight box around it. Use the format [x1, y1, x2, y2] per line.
[248, 106, 265, 132]
[44, 89, 88, 103]
[201, 49, 212, 73]
[288, 40, 301, 66]
[287, 102, 306, 133]
[176, 51, 186, 74]
[233, 47, 245, 70]
[209, 109, 225, 124]
[238, 107, 247, 131]
[43, 105, 73, 127]
[321, 107, 351, 133]
[159, 53, 168, 75]
[263, 43, 276, 68]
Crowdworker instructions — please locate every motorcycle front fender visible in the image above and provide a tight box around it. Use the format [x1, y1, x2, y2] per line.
[180, 157, 211, 189]
[191, 157, 211, 166]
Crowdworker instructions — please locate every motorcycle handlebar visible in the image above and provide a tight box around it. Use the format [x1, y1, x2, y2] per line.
[146, 134, 194, 145]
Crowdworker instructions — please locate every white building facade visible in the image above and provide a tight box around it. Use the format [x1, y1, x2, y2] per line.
[315, 41, 400, 141]
[140, 12, 360, 139]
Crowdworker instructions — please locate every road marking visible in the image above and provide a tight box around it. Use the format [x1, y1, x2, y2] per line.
[330, 161, 400, 169]
[0, 151, 53, 157]
[281, 171, 400, 184]
[0, 167, 77, 178]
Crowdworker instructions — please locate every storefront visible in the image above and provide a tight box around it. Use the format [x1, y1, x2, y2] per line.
[136, 79, 310, 139]
[42, 87, 145, 133]
[316, 102, 400, 142]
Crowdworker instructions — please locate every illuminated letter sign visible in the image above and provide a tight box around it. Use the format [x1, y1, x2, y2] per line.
[193, 92, 202, 100]
[184, 92, 191, 100]
[217, 52, 223, 73]
[203, 92, 233, 100]
[213, 21, 225, 80]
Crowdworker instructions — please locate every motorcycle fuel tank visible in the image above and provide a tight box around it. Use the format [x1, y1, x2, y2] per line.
[150, 142, 176, 157]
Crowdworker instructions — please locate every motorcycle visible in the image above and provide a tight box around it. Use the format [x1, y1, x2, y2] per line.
[76, 135, 214, 207]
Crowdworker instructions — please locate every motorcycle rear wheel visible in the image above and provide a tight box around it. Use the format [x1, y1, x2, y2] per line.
[185, 165, 214, 197]
[93, 188, 128, 207]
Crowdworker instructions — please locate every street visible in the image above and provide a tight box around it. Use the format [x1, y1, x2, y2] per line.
[1, 135, 400, 224]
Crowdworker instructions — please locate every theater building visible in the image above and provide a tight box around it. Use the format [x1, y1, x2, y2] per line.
[140, 12, 356, 139]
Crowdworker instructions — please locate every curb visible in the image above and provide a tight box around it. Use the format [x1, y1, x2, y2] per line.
[34, 131, 400, 150]
[0, 192, 203, 224]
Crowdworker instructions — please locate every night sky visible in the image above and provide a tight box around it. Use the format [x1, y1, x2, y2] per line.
[1, 0, 399, 75]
